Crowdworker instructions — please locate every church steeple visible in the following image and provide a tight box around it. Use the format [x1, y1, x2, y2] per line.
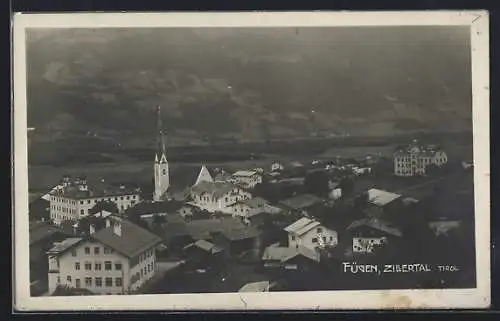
[153, 105, 170, 202]
[156, 105, 167, 163]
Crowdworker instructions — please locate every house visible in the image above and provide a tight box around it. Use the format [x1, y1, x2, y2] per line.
[393, 140, 448, 177]
[238, 281, 270, 292]
[270, 161, 285, 172]
[29, 222, 71, 295]
[262, 245, 321, 271]
[279, 194, 325, 216]
[284, 217, 338, 251]
[228, 197, 282, 220]
[230, 170, 263, 188]
[346, 217, 403, 254]
[48, 175, 141, 225]
[362, 188, 403, 218]
[188, 181, 252, 213]
[211, 225, 261, 258]
[46, 215, 162, 295]
[182, 239, 225, 268]
[89, 201, 119, 218]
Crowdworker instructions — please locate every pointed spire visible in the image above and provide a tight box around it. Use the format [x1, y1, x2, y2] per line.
[194, 165, 214, 186]
[157, 105, 167, 159]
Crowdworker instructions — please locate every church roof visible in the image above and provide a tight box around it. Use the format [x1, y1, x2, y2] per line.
[194, 165, 214, 185]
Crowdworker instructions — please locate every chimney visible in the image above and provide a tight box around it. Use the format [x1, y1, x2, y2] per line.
[89, 224, 95, 235]
[113, 221, 122, 236]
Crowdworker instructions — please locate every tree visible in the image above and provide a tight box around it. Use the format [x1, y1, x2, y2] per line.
[353, 192, 369, 209]
[304, 170, 329, 198]
[425, 164, 442, 178]
[338, 177, 354, 198]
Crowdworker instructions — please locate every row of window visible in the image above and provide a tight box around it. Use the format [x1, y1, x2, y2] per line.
[64, 276, 123, 288]
[51, 195, 138, 204]
[312, 236, 334, 243]
[132, 262, 155, 284]
[130, 249, 155, 267]
[74, 260, 122, 271]
[72, 246, 114, 257]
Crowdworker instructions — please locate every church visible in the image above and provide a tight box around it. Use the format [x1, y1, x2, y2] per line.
[152, 106, 253, 213]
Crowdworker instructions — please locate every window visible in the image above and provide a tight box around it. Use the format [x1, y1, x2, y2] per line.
[105, 277, 113, 287]
[84, 262, 92, 270]
[94, 262, 102, 270]
[87, 200, 91, 204]
[105, 261, 112, 270]
[147, 264, 151, 273]
[94, 247, 100, 255]
[84, 247, 90, 255]
[104, 247, 112, 254]
[291, 235, 295, 241]
[312, 238, 318, 243]
[67, 276, 72, 282]
[80, 209, 84, 215]
[115, 277, 123, 287]
[120, 197, 124, 200]
[162, 169, 166, 175]
[71, 249, 77, 257]
[317, 227, 323, 233]
[75, 279, 81, 288]
[126, 196, 130, 200]
[85, 277, 92, 287]
[95, 277, 102, 287]
[323, 237, 327, 242]
[75, 262, 80, 270]
[115, 262, 122, 270]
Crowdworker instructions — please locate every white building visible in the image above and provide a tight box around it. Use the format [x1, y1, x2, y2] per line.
[284, 217, 338, 251]
[153, 106, 170, 202]
[228, 197, 282, 219]
[270, 162, 285, 172]
[230, 170, 263, 188]
[49, 176, 141, 225]
[393, 140, 448, 177]
[47, 215, 162, 295]
[188, 180, 252, 214]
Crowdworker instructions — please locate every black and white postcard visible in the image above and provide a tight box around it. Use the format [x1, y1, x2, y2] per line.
[12, 11, 490, 311]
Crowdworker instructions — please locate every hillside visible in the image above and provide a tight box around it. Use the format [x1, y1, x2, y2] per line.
[26, 27, 473, 147]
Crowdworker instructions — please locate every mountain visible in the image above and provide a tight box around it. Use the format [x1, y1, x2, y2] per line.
[26, 27, 473, 146]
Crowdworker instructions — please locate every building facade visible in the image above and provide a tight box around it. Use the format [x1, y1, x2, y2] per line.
[393, 141, 448, 177]
[49, 176, 141, 225]
[47, 216, 161, 295]
[188, 180, 252, 214]
[285, 217, 338, 251]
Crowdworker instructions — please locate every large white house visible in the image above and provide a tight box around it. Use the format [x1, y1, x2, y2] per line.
[230, 170, 263, 188]
[393, 140, 448, 177]
[284, 217, 338, 251]
[49, 176, 141, 225]
[47, 215, 162, 295]
[188, 178, 252, 214]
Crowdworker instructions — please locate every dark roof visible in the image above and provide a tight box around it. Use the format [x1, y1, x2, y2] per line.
[347, 218, 403, 237]
[29, 222, 66, 245]
[49, 181, 139, 199]
[220, 225, 260, 241]
[279, 194, 324, 210]
[89, 201, 119, 215]
[125, 200, 184, 217]
[91, 216, 162, 258]
[186, 217, 246, 240]
[29, 198, 50, 213]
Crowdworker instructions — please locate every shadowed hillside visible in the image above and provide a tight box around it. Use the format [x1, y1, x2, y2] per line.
[26, 27, 472, 147]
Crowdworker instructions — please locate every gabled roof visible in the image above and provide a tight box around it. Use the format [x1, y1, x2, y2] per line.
[89, 201, 119, 215]
[366, 188, 401, 207]
[194, 165, 214, 186]
[284, 217, 321, 236]
[262, 245, 320, 263]
[279, 194, 324, 210]
[91, 216, 162, 258]
[232, 170, 259, 177]
[347, 217, 403, 237]
[29, 222, 65, 245]
[238, 281, 270, 292]
[47, 238, 84, 254]
[184, 239, 223, 254]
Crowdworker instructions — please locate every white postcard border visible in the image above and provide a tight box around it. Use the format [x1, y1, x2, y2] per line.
[13, 11, 490, 311]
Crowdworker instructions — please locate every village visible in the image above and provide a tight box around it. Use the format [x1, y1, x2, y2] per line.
[27, 108, 476, 296]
